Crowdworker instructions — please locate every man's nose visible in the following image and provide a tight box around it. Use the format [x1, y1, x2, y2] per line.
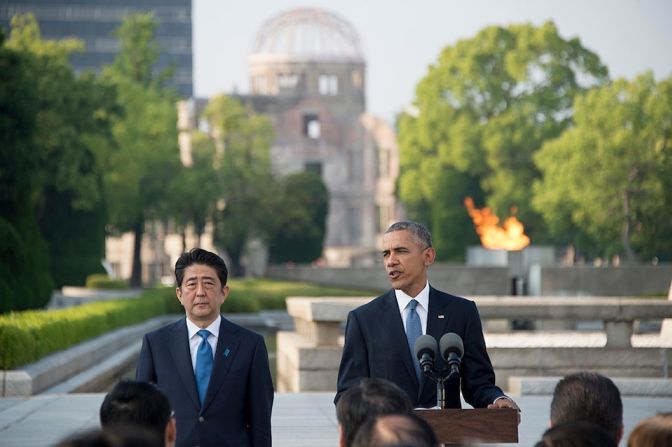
[196, 282, 206, 295]
[386, 253, 398, 266]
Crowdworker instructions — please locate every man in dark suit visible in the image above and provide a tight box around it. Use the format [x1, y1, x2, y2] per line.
[137, 248, 273, 447]
[335, 221, 519, 411]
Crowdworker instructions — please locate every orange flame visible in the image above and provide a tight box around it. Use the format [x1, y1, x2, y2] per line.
[464, 197, 530, 251]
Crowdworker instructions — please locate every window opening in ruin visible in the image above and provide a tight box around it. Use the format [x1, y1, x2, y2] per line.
[278, 73, 299, 89]
[305, 162, 323, 177]
[319, 74, 338, 95]
[351, 70, 362, 89]
[303, 114, 321, 139]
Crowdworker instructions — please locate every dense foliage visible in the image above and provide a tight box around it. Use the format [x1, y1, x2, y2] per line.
[268, 172, 329, 263]
[533, 73, 672, 261]
[398, 21, 609, 260]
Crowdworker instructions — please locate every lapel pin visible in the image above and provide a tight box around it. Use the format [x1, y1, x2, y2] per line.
[223, 348, 230, 357]
[438, 315, 445, 319]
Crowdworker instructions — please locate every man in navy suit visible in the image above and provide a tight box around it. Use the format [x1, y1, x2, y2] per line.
[137, 248, 273, 447]
[335, 221, 519, 411]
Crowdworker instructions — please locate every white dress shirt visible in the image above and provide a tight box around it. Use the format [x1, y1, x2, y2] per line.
[395, 281, 430, 335]
[186, 316, 220, 371]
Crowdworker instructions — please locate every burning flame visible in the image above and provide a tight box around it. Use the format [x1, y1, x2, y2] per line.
[464, 197, 530, 251]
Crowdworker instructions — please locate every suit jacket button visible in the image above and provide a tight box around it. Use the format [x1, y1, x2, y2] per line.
[198, 416, 205, 422]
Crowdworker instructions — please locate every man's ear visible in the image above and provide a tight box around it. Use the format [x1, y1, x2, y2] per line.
[424, 246, 436, 266]
[616, 424, 624, 444]
[176, 287, 183, 305]
[221, 285, 230, 303]
[338, 424, 346, 447]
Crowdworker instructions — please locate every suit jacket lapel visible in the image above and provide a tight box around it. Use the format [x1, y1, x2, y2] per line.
[383, 290, 420, 393]
[168, 318, 201, 409]
[201, 316, 240, 412]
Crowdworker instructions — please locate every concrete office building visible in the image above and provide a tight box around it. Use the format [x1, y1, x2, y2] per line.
[0, 0, 192, 97]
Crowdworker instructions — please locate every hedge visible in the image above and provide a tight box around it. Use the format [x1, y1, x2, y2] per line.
[0, 288, 175, 369]
[86, 274, 129, 290]
[0, 279, 376, 370]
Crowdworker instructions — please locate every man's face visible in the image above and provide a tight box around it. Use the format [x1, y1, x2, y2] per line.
[176, 263, 228, 327]
[382, 229, 435, 297]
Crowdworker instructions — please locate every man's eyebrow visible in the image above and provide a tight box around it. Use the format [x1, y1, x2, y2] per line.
[185, 275, 217, 281]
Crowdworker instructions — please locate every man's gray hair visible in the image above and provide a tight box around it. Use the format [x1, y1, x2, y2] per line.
[385, 221, 432, 249]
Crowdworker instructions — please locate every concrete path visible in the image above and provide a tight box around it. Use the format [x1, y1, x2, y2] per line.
[1, 392, 670, 446]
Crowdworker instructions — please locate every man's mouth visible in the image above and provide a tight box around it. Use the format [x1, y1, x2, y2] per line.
[388, 271, 401, 280]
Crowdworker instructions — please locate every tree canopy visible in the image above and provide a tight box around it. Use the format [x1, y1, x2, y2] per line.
[397, 21, 609, 260]
[3, 14, 117, 290]
[533, 72, 672, 262]
[202, 94, 276, 275]
[102, 13, 179, 286]
[268, 172, 329, 263]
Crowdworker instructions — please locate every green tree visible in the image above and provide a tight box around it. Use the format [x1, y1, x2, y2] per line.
[202, 95, 275, 275]
[166, 131, 220, 252]
[0, 29, 54, 312]
[5, 15, 117, 289]
[397, 21, 608, 259]
[268, 172, 329, 263]
[102, 13, 179, 286]
[533, 73, 672, 262]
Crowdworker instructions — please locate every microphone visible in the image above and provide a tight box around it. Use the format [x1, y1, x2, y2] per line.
[439, 333, 464, 376]
[414, 334, 438, 375]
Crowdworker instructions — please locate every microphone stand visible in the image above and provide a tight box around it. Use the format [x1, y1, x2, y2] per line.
[423, 368, 459, 409]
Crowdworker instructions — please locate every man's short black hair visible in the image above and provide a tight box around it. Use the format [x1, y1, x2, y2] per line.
[100, 380, 172, 441]
[174, 248, 228, 287]
[550, 372, 623, 442]
[56, 427, 163, 447]
[336, 378, 414, 447]
[385, 221, 432, 249]
[535, 421, 617, 447]
[352, 413, 439, 447]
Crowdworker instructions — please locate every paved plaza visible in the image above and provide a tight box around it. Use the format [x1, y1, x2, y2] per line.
[1, 392, 670, 446]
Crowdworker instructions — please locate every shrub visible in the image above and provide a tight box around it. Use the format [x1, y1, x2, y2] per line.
[0, 287, 174, 369]
[85, 274, 129, 290]
[0, 218, 53, 313]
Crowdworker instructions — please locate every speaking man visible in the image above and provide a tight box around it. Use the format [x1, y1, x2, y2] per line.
[137, 248, 273, 447]
[336, 221, 518, 411]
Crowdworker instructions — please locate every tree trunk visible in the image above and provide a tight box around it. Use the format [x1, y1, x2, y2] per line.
[130, 217, 144, 287]
[180, 226, 187, 254]
[622, 190, 638, 263]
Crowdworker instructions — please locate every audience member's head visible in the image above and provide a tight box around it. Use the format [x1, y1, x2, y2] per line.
[352, 413, 439, 447]
[55, 428, 163, 447]
[550, 372, 623, 443]
[535, 421, 617, 447]
[336, 378, 414, 447]
[628, 412, 672, 447]
[100, 380, 175, 447]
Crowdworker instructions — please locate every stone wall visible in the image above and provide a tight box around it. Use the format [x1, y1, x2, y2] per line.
[528, 265, 672, 296]
[268, 264, 672, 297]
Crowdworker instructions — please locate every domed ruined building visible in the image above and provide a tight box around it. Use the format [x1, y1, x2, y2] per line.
[239, 7, 400, 266]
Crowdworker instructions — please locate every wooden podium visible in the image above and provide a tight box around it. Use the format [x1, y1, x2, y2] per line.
[415, 408, 519, 444]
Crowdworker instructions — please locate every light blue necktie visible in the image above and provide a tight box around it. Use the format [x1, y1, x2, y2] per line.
[195, 329, 213, 404]
[406, 299, 423, 382]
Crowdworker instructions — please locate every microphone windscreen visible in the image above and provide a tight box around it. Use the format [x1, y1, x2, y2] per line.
[439, 332, 464, 360]
[414, 334, 438, 361]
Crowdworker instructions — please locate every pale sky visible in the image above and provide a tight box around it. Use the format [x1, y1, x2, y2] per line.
[193, 0, 672, 123]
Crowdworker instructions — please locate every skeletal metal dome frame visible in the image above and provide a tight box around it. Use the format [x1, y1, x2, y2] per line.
[250, 7, 365, 63]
